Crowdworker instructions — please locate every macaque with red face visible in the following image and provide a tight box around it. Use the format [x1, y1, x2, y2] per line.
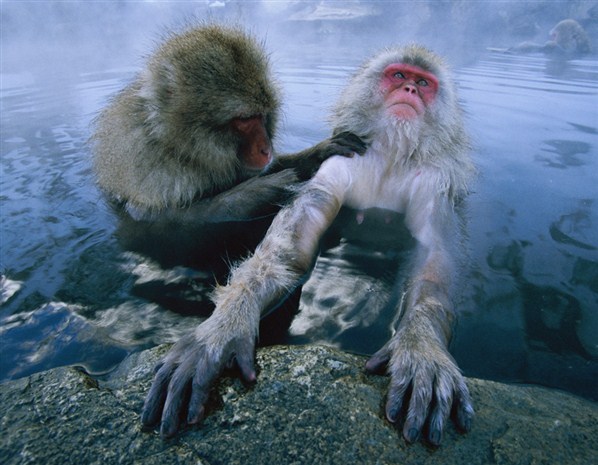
[380, 63, 439, 118]
[141, 44, 476, 446]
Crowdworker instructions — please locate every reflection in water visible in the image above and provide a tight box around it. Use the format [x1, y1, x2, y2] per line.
[0, 303, 128, 380]
[550, 209, 596, 251]
[538, 139, 592, 168]
[290, 208, 414, 356]
[451, 53, 598, 399]
[1, 28, 597, 401]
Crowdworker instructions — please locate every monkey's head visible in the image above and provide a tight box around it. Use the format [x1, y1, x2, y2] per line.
[140, 24, 281, 174]
[549, 19, 591, 54]
[333, 44, 467, 162]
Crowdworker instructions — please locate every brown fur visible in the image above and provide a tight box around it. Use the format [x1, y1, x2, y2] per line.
[92, 24, 365, 222]
[509, 19, 592, 56]
[549, 19, 592, 55]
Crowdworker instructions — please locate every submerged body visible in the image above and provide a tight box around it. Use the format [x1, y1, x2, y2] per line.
[508, 19, 592, 57]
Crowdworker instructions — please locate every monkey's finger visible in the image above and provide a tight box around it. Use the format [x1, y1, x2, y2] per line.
[235, 350, 257, 383]
[384, 376, 410, 423]
[160, 360, 194, 437]
[365, 347, 391, 374]
[453, 379, 474, 433]
[402, 376, 432, 443]
[153, 361, 165, 374]
[141, 362, 174, 427]
[332, 131, 369, 154]
[426, 373, 454, 446]
[334, 131, 367, 147]
[187, 377, 211, 425]
[187, 352, 224, 425]
[330, 143, 366, 158]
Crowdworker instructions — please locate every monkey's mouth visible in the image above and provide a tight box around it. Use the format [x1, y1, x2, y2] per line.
[244, 164, 270, 176]
[387, 103, 421, 119]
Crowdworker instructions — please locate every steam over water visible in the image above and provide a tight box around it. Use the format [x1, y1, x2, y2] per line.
[1, 2, 597, 401]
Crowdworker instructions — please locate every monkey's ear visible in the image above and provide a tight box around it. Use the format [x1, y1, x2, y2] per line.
[140, 58, 177, 105]
[138, 59, 177, 138]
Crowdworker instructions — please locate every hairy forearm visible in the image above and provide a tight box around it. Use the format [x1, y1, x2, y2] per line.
[402, 280, 455, 347]
[212, 183, 344, 322]
[399, 242, 458, 347]
[126, 170, 296, 225]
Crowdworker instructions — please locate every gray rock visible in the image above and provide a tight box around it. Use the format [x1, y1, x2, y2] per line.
[0, 344, 596, 465]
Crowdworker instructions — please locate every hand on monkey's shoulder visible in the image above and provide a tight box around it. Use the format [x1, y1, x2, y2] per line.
[320, 131, 368, 160]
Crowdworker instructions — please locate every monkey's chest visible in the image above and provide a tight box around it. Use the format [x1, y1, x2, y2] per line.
[343, 163, 412, 214]
[316, 154, 414, 214]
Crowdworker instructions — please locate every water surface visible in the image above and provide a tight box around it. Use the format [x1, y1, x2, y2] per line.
[1, 34, 597, 400]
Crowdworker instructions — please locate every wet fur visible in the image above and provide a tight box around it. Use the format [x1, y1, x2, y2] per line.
[92, 25, 278, 215]
[142, 44, 475, 444]
[92, 24, 365, 222]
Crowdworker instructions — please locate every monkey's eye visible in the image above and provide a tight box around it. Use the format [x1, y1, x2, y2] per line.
[417, 79, 429, 87]
[393, 71, 406, 79]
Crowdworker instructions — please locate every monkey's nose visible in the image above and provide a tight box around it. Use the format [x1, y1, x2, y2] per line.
[403, 84, 417, 94]
[261, 148, 273, 162]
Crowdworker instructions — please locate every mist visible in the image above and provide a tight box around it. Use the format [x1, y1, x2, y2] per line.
[3, 1, 596, 74]
[4, 0, 595, 151]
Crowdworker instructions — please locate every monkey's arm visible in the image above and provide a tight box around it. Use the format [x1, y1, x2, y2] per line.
[267, 131, 367, 180]
[123, 169, 299, 224]
[365, 189, 474, 446]
[507, 40, 564, 55]
[182, 169, 299, 223]
[141, 174, 346, 437]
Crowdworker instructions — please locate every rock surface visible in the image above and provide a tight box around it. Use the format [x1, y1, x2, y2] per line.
[0, 344, 596, 465]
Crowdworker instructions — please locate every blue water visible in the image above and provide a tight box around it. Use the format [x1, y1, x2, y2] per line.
[1, 36, 597, 400]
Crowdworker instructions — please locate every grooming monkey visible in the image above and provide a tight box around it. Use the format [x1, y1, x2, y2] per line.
[142, 44, 476, 446]
[92, 25, 365, 223]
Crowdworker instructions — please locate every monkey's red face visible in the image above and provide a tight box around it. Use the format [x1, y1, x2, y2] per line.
[231, 115, 273, 171]
[380, 64, 439, 120]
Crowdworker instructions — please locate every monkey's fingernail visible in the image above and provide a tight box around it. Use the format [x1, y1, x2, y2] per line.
[461, 417, 472, 432]
[405, 428, 420, 443]
[187, 406, 204, 425]
[429, 429, 442, 446]
[160, 421, 177, 439]
[386, 406, 399, 423]
[244, 371, 257, 383]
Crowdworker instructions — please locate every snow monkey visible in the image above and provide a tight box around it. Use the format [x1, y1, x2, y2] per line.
[92, 24, 366, 223]
[548, 19, 592, 55]
[141, 44, 476, 446]
[508, 19, 592, 56]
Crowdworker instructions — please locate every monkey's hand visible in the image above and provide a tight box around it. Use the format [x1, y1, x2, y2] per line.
[312, 131, 368, 161]
[141, 318, 256, 437]
[272, 131, 367, 180]
[365, 331, 474, 446]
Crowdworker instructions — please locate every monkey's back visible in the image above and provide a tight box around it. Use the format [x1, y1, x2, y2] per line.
[92, 83, 211, 215]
